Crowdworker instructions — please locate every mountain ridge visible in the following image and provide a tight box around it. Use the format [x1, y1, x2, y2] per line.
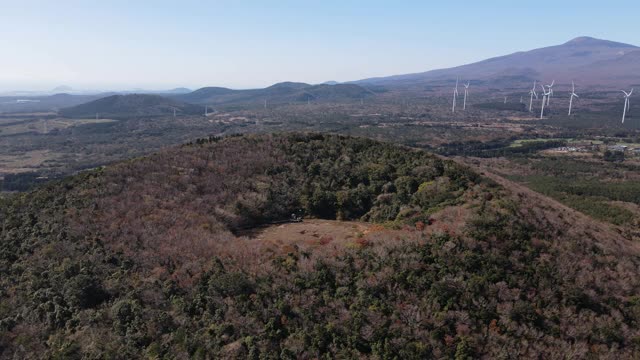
[175, 82, 376, 105]
[355, 36, 640, 88]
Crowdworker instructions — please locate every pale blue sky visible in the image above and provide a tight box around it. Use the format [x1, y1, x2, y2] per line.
[1, 0, 638, 91]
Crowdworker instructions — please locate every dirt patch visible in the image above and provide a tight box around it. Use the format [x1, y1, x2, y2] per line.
[241, 220, 371, 249]
[237, 219, 419, 257]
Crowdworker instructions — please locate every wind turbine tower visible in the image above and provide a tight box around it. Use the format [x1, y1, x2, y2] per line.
[545, 80, 555, 106]
[463, 82, 470, 110]
[540, 84, 551, 119]
[452, 77, 459, 113]
[529, 81, 538, 112]
[568, 81, 579, 116]
[622, 89, 633, 123]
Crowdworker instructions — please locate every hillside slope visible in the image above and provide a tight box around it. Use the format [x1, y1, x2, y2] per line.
[59, 94, 204, 119]
[1, 134, 640, 358]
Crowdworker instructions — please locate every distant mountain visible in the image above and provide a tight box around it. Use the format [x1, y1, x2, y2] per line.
[174, 82, 377, 105]
[322, 81, 340, 85]
[52, 85, 73, 92]
[159, 87, 192, 94]
[59, 94, 203, 118]
[176, 87, 236, 103]
[356, 37, 640, 88]
[113, 88, 193, 95]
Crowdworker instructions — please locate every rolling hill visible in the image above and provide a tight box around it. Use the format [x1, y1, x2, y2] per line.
[59, 94, 204, 119]
[356, 36, 640, 88]
[1, 133, 640, 358]
[174, 82, 377, 106]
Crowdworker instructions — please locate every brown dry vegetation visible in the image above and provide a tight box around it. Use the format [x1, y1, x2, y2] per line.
[2, 133, 640, 359]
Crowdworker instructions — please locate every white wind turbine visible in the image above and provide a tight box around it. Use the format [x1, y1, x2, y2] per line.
[528, 81, 538, 112]
[545, 80, 555, 106]
[568, 81, 579, 116]
[540, 84, 551, 119]
[452, 78, 459, 113]
[463, 81, 470, 110]
[622, 89, 633, 123]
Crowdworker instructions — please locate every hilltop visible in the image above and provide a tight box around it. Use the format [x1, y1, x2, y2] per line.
[356, 36, 640, 88]
[1, 133, 640, 358]
[59, 94, 204, 119]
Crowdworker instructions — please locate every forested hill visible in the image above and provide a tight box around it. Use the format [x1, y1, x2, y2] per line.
[59, 94, 204, 119]
[1, 133, 640, 358]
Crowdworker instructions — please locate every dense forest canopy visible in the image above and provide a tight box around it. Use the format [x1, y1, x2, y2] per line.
[1, 133, 640, 359]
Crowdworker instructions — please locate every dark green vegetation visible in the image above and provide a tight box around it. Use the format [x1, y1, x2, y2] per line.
[0, 172, 52, 192]
[436, 138, 567, 158]
[514, 175, 636, 225]
[59, 94, 204, 119]
[2, 134, 640, 358]
[500, 156, 640, 226]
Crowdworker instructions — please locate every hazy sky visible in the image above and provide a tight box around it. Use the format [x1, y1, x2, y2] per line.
[1, 0, 639, 91]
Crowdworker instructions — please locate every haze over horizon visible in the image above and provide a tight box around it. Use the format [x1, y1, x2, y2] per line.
[2, 0, 639, 92]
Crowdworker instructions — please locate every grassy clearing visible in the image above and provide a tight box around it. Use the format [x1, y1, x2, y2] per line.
[0, 150, 62, 175]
